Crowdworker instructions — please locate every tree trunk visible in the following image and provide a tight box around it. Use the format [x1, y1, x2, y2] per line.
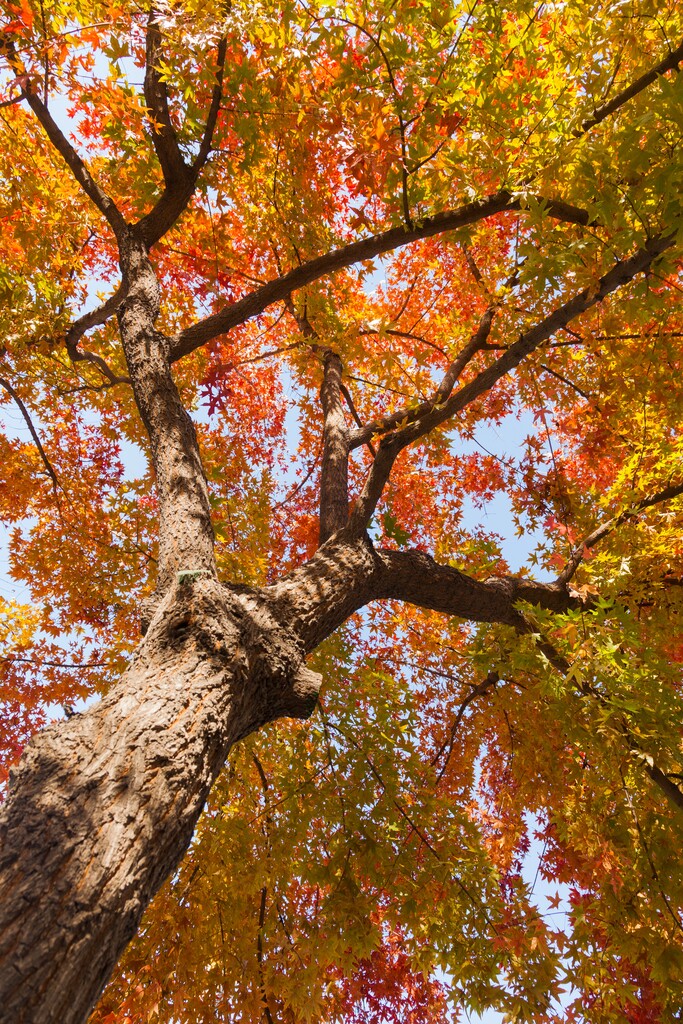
[0, 576, 320, 1024]
[0, 518, 588, 1023]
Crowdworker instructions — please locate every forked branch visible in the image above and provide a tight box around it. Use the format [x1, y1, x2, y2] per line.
[65, 285, 131, 386]
[346, 232, 675, 537]
[136, 30, 228, 247]
[349, 295, 499, 450]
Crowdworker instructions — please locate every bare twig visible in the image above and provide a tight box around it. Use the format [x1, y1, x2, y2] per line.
[432, 670, 501, 781]
[0, 377, 59, 490]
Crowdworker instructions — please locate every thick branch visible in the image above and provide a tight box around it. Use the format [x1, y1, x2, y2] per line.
[373, 548, 578, 625]
[267, 535, 582, 654]
[144, 10, 192, 189]
[117, 232, 215, 591]
[169, 193, 593, 360]
[135, 181, 198, 249]
[319, 351, 349, 545]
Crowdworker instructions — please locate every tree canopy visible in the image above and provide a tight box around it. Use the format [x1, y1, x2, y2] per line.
[1, 1, 683, 1022]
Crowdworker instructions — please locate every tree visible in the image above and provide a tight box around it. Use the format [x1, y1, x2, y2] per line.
[0, 0, 682, 1020]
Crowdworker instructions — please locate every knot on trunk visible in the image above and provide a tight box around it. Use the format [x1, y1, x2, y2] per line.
[147, 577, 322, 726]
[230, 587, 322, 722]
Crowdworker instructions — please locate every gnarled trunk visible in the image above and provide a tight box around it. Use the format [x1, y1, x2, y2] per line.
[0, 577, 320, 1024]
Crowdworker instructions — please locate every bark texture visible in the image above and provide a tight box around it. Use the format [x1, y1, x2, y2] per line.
[0, 521, 590, 1023]
[0, 527, 671, 1021]
[0, 576, 320, 1024]
[117, 233, 216, 594]
[318, 350, 349, 545]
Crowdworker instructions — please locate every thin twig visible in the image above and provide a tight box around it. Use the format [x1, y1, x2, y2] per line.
[0, 377, 59, 490]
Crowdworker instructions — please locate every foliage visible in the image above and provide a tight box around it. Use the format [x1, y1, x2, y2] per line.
[1, 0, 683, 1021]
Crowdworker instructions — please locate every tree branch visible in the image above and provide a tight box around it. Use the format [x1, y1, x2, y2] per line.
[144, 10, 192, 189]
[319, 351, 350, 545]
[268, 535, 583, 655]
[18, 83, 126, 238]
[117, 234, 216, 592]
[577, 37, 683, 135]
[374, 548, 578, 626]
[192, 35, 228, 176]
[346, 232, 675, 537]
[557, 480, 683, 585]
[0, 377, 59, 490]
[65, 285, 131, 386]
[431, 670, 501, 781]
[134, 31, 228, 248]
[169, 192, 594, 360]
[66, 284, 127, 348]
[340, 382, 376, 456]
[349, 301, 498, 450]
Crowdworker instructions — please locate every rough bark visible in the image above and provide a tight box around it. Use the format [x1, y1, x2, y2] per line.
[117, 231, 216, 594]
[0, 576, 321, 1024]
[318, 351, 349, 545]
[0, 516, 670, 1022]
